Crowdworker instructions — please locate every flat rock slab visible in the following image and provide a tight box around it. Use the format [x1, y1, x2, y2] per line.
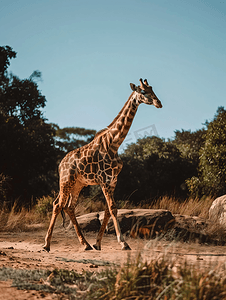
[75, 209, 175, 237]
[76, 212, 102, 232]
[174, 214, 209, 232]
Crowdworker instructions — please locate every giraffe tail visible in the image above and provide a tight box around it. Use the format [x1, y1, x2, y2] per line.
[61, 209, 66, 228]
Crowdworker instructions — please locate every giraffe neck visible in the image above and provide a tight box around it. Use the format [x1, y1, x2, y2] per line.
[106, 92, 140, 152]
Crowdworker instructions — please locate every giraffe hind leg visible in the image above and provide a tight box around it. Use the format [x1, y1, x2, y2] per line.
[63, 182, 93, 250]
[93, 206, 111, 250]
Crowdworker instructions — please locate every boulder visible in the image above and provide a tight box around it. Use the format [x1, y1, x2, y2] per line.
[209, 195, 226, 226]
[76, 212, 101, 232]
[75, 209, 175, 239]
[127, 209, 175, 239]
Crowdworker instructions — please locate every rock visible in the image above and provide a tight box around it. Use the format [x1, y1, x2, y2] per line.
[128, 209, 175, 239]
[99, 209, 134, 234]
[174, 214, 208, 232]
[75, 209, 175, 239]
[165, 226, 219, 245]
[76, 212, 101, 232]
[209, 195, 226, 226]
[69, 208, 225, 245]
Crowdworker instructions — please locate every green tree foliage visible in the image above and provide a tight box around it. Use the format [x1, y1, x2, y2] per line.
[172, 129, 206, 166]
[0, 46, 60, 208]
[187, 107, 226, 197]
[53, 125, 96, 153]
[116, 136, 195, 204]
[0, 46, 16, 84]
[171, 128, 206, 185]
[2, 74, 46, 121]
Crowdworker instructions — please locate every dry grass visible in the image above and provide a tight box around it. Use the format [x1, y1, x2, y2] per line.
[0, 203, 43, 232]
[1, 196, 226, 298]
[149, 196, 214, 219]
[75, 197, 105, 216]
[1, 253, 226, 299]
[148, 196, 226, 243]
[0, 195, 216, 233]
[0, 194, 106, 232]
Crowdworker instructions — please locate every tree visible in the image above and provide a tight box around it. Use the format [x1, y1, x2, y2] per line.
[2, 75, 46, 121]
[187, 107, 226, 197]
[0, 45, 60, 208]
[115, 136, 195, 204]
[0, 46, 16, 114]
[0, 46, 16, 83]
[53, 125, 96, 153]
[172, 129, 206, 166]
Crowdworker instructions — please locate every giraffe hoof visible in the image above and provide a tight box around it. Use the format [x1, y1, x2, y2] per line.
[122, 243, 131, 250]
[43, 245, 50, 252]
[84, 244, 93, 251]
[93, 244, 101, 251]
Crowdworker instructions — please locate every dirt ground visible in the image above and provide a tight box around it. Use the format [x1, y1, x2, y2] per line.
[0, 222, 226, 299]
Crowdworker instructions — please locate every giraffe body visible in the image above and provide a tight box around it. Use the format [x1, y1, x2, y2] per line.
[44, 79, 162, 252]
[59, 141, 122, 188]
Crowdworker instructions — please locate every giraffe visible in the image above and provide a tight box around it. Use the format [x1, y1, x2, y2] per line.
[43, 78, 162, 252]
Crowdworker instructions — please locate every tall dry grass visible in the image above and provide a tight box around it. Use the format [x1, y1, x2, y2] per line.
[0, 205, 41, 232]
[149, 196, 214, 219]
[148, 196, 226, 243]
[0, 193, 106, 232]
[0, 195, 215, 232]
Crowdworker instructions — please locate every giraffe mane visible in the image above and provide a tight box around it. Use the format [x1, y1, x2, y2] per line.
[92, 93, 134, 142]
[107, 92, 134, 128]
[94, 128, 108, 138]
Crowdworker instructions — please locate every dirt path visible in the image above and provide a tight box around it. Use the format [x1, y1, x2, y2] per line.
[0, 224, 226, 299]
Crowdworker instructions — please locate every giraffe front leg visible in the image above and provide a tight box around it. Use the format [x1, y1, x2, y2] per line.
[93, 206, 111, 250]
[63, 183, 92, 250]
[102, 185, 131, 250]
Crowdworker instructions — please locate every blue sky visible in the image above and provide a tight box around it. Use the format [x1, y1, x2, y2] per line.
[1, 0, 225, 149]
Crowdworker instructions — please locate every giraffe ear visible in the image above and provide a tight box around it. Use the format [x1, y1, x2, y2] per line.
[130, 83, 137, 91]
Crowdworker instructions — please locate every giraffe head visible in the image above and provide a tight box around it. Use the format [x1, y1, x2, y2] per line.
[130, 78, 162, 108]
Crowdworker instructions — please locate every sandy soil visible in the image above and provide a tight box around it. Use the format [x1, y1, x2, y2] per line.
[0, 223, 226, 299]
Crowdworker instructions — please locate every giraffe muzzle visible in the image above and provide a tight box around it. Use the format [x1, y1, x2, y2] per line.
[153, 99, 162, 108]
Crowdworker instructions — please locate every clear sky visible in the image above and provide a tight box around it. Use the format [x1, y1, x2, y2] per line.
[1, 0, 225, 149]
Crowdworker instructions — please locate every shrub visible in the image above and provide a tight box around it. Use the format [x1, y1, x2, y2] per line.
[35, 195, 55, 217]
[187, 107, 226, 197]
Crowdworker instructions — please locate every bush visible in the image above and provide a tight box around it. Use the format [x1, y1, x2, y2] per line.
[187, 107, 226, 197]
[35, 195, 55, 217]
[0, 173, 12, 206]
[116, 136, 195, 204]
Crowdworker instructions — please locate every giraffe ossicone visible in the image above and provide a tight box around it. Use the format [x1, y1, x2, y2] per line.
[43, 78, 162, 252]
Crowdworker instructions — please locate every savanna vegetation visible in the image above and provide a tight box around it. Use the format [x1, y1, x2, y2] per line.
[1, 254, 226, 299]
[1, 45, 226, 299]
[0, 46, 96, 210]
[1, 45, 226, 213]
[116, 108, 226, 205]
